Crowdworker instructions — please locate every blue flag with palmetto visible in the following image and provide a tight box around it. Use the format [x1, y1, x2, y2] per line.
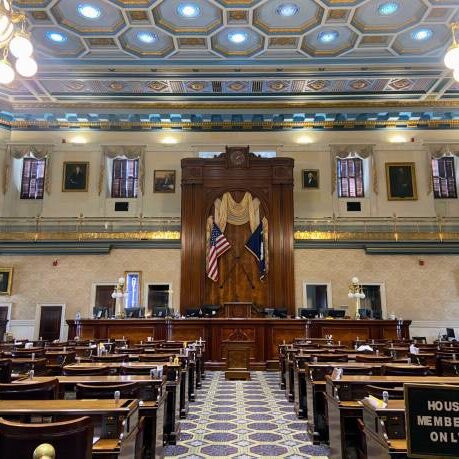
[245, 222, 266, 279]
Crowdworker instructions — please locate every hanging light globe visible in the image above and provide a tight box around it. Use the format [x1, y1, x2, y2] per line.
[2, 0, 11, 12]
[15, 56, 37, 77]
[0, 58, 14, 84]
[445, 44, 459, 70]
[454, 67, 459, 82]
[9, 32, 33, 58]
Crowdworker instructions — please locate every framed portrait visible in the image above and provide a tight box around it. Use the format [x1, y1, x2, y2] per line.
[154, 170, 175, 193]
[125, 271, 142, 309]
[385, 162, 417, 201]
[303, 169, 320, 189]
[0, 268, 13, 295]
[62, 162, 89, 192]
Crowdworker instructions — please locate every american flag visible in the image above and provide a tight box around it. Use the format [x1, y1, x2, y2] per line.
[207, 223, 231, 282]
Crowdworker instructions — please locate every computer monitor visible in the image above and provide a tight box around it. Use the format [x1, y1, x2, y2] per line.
[126, 307, 143, 318]
[185, 308, 201, 317]
[326, 309, 346, 318]
[93, 306, 109, 319]
[446, 328, 456, 340]
[273, 308, 288, 318]
[202, 304, 220, 317]
[358, 308, 372, 319]
[298, 308, 318, 319]
[153, 306, 168, 318]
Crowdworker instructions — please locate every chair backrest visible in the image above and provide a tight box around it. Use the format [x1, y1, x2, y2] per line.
[139, 354, 171, 362]
[92, 354, 128, 363]
[0, 378, 59, 400]
[0, 359, 11, 383]
[11, 348, 45, 358]
[412, 336, 427, 344]
[75, 382, 140, 399]
[381, 364, 430, 376]
[312, 353, 348, 362]
[342, 367, 375, 376]
[0, 416, 93, 459]
[120, 366, 157, 375]
[63, 366, 111, 376]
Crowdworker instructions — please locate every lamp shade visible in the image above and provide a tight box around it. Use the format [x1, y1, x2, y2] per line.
[0, 59, 14, 84]
[9, 33, 33, 58]
[15, 56, 37, 77]
[445, 45, 459, 70]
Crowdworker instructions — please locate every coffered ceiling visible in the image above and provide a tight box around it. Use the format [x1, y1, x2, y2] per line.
[1, 0, 459, 120]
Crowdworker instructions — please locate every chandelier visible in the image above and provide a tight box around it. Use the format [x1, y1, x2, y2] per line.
[444, 22, 459, 82]
[0, 0, 37, 85]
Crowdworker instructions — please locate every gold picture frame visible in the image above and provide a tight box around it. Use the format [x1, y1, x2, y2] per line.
[62, 161, 89, 192]
[302, 169, 320, 189]
[124, 271, 142, 309]
[0, 268, 13, 295]
[385, 162, 417, 201]
[154, 170, 176, 193]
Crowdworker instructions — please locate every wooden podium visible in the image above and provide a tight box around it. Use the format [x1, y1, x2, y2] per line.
[224, 302, 252, 318]
[225, 343, 251, 380]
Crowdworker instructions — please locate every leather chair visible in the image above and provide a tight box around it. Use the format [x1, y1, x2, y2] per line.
[92, 354, 128, 363]
[0, 359, 11, 383]
[0, 416, 93, 459]
[381, 364, 430, 376]
[63, 366, 111, 376]
[0, 378, 59, 400]
[75, 382, 140, 399]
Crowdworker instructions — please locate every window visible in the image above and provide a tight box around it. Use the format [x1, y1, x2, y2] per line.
[253, 151, 276, 158]
[432, 157, 457, 199]
[337, 157, 364, 198]
[20, 157, 46, 199]
[111, 158, 139, 198]
[199, 152, 221, 158]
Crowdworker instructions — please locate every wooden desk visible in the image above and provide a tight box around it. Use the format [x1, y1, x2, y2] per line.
[67, 318, 411, 370]
[0, 399, 141, 459]
[223, 302, 253, 318]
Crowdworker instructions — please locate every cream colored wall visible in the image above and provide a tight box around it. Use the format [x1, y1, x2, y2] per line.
[2, 128, 459, 219]
[0, 249, 181, 323]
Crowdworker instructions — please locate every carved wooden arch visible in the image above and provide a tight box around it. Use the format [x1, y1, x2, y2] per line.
[180, 146, 295, 314]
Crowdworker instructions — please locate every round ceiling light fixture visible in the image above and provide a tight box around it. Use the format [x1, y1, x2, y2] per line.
[77, 4, 101, 19]
[228, 31, 248, 44]
[276, 3, 299, 17]
[137, 31, 158, 44]
[318, 30, 339, 44]
[378, 2, 399, 16]
[444, 23, 459, 73]
[46, 31, 67, 43]
[177, 3, 201, 18]
[411, 28, 432, 41]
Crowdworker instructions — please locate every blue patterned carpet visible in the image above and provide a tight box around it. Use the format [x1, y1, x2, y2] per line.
[164, 371, 330, 458]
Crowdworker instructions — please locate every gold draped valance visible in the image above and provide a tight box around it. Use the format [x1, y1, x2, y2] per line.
[3, 144, 54, 194]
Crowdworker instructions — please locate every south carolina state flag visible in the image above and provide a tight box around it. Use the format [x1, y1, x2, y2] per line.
[245, 222, 266, 279]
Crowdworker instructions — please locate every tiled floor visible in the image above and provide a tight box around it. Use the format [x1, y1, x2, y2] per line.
[165, 371, 330, 458]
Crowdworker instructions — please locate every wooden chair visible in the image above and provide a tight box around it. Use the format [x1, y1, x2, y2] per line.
[381, 364, 429, 376]
[75, 382, 140, 399]
[91, 354, 128, 363]
[139, 354, 172, 362]
[0, 416, 93, 459]
[0, 378, 59, 399]
[121, 365, 160, 375]
[0, 359, 11, 383]
[63, 366, 111, 376]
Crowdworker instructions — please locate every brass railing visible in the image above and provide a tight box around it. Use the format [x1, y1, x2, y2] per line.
[0, 215, 458, 242]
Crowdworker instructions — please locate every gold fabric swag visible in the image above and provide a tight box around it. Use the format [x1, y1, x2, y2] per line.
[206, 191, 269, 275]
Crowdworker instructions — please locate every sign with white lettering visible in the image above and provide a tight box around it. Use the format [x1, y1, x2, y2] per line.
[405, 384, 459, 458]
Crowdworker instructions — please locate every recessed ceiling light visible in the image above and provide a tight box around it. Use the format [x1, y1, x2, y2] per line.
[228, 31, 248, 44]
[411, 28, 432, 41]
[78, 4, 101, 19]
[378, 2, 399, 16]
[137, 32, 158, 44]
[47, 31, 67, 43]
[177, 3, 201, 18]
[276, 3, 299, 17]
[162, 137, 178, 144]
[318, 30, 339, 44]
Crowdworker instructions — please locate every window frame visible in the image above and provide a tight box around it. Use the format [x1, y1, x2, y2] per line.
[337, 156, 365, 198]
[111, 158, 139, 198]
[20, 157, 46, 200]
[432, 156, 457, 199]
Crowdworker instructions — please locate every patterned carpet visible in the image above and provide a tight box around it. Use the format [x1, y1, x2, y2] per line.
[164, 371, 330, 458]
